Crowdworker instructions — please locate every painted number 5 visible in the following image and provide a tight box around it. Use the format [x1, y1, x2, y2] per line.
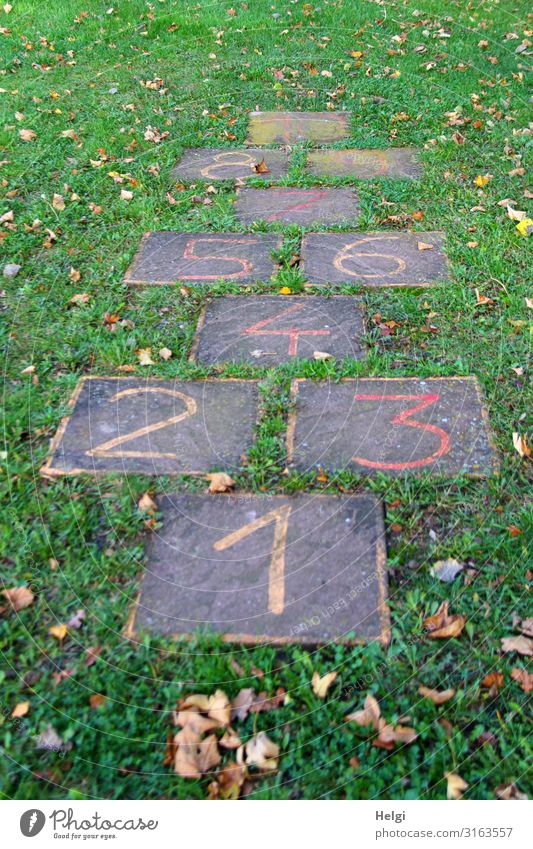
[352, 393, 451, 470]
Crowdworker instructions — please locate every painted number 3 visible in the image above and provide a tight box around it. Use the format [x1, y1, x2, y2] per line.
[352, 393, 451, 471]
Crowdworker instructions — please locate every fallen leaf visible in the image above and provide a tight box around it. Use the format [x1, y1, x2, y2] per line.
[67, 609, 85, 629]
[417, 241, 433, 251]
[252, 158, 269, 174]
[70, 292, 90, 305]
[430, 558, 464, 583]
[510, 668, 533, 693]
[312, 670, 337, 698]
[475, 288, 494, 306]
[19, 128, 37, 142]
[159, 347, 172, 360]
[244, 731, 279, 772]
[52, 193, 65, 211]
[481, 672, 504, 690]
[418, 686, 455, 705]
[1, 586, 34, 612]
[210, 761, 246, 799]
[219, 728, 242, 749]
[516, 218, 533, 237]
[346, 694, 381, 727]
[197, 734, 221, 773]
[35, 724, 68, 752]
[3, 263, 21, 278]
[474, 174, 491, 187]
[49, 624, 68, 642]
[174, 725, 202, 778]
[494, 782, 528, 800]
[424, 601, 466, 639]
[207, 690, 231, 727]
[501, 635, 533, 656]
[231, 688, 255, 722]
[512, 432, 531, 459]
[137, 347, 154, 365]
[69, 267, 81, 283]
[519, 618, 533, 637]
[120, 189, 133, 201]
[445, 771, 468, 799]
[279, 286, 291, 295]
[12, 701, 30, 718]
[313, 350, 334, 361]
[138, 493, 157, 515]
[506, 206, 526, 222]
[205, 472, 235, 493]
[89, 693, 106, 709]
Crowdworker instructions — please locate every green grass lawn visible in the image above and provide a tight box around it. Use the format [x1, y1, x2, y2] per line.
[1, 0, 531, 800]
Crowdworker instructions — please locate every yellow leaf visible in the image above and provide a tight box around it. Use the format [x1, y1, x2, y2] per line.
[445, 771, 468, 799]
[12, 701, 30, 718]
[137, 347, 154, 365]
[49, 624, 68, 641]
[279, 286, 292, 295]
[312, 670, 337, 698]
[474, 174, 491, 187]
[516, 218, 533, 237]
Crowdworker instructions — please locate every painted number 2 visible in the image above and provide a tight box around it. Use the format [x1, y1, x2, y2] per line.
[352, 393, 451, 470]
[212, 505, 292, 615]
[86, 387, 197, 459]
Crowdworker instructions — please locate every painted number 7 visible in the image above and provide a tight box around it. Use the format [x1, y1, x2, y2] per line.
[212, 505, 292, 615]
[352, 393, 451, 470]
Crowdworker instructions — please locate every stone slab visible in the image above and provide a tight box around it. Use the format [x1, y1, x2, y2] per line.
[306, 148, 422, 179]
[172, 148, 289, 182]
[132, 493, 389, 644]
[124, 232, 281, 286]
[234, 187, 359, 226]
[40, 378, 258, 477]
[301, 231, 448, 287]
[288, 378, 496, 477]
[246, 111, 350, 145]
[191, 296, 366, 365]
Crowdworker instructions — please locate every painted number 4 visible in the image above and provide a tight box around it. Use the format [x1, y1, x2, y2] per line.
[353, 393, 451, 470]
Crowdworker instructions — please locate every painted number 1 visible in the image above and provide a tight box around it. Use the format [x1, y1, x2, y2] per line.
[212, 505, 292, 615]
[352, 393, 451, 470]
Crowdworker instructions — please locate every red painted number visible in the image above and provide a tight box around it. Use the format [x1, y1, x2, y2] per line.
[181, 237, 255, 280]
[352, 393, 451, 470]
[244, 303, 329, 356]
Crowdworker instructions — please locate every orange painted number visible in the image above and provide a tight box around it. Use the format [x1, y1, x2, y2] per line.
[212, 505, 292, 614]
[86, 387, 197, 459]
[180, 237, 255, 280]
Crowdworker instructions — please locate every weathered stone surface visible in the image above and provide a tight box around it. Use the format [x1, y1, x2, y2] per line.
[41, 378, 258, 476]
[234, 187, 359, 226]
[288, 378, 496, 476]
[306, 148, 422, 179]
[133, 493, 389, 644]
[125, 232, 281, 286]
[301, 231, 448, 287]
[192, 295, 366, 365]
[246, 111, 350, 144]
[172, 148, 289, 181]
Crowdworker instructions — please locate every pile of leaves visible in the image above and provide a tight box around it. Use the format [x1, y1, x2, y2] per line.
[165, 687, 286, 799]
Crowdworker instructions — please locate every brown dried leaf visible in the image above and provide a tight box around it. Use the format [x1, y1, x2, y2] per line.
[138, 493, 157, 515]
[418, 685, 455, 705]
[501, 635, 533, 656]
[252, 158, 270, 174]
[494, 782, 528, 800]
[231, 688, 256, 722]
[205, 472, 235, 494]
[345, 694, 381, 728]
[424, 601, 466, 639]
[197, 734, 221, 773]
[1, 586, 34, 612]
[511, 668, 533, 693]
[174, 725, 202, 778]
